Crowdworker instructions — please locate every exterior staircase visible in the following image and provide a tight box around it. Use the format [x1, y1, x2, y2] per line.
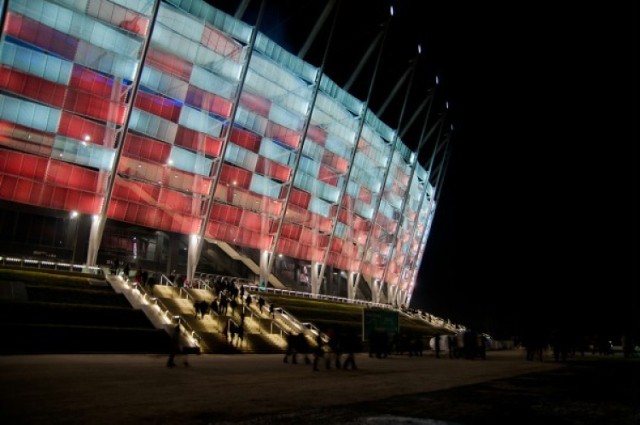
[151, 282, 291, 354]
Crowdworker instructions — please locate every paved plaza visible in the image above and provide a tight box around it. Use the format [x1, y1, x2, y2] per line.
[0, 350, 568, 424]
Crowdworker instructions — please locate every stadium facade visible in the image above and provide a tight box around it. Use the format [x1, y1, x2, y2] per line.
[0, 0, 449, 307]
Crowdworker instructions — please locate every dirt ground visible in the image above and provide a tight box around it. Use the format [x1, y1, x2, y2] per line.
[0, 350, 637, 425]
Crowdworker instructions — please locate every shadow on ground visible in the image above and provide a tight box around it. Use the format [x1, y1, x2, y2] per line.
[213, 358, 638, 425]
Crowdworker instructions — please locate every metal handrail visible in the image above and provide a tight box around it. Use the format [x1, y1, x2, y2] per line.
[244, 284, 393, 310]
[126, 277, 201, 349]
[0, 255, 104, 276]
[160, 274, 175, 287]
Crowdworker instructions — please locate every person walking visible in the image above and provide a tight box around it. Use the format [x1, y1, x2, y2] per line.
[167, 323, 181, 368]
[312, 333, 325, 371]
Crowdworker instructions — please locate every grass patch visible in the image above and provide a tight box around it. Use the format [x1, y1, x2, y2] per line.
[0, 268, 105, 288]
[259, 292, 447, 338]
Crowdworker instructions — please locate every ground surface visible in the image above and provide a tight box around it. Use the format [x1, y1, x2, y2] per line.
[0, 350, 637, 424]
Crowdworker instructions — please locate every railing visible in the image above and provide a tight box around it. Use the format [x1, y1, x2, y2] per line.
[243, 284, 393, 311]
[193, 272, 254, 287]
[0, 256, 104, 276]
[188, 272, 461, 329]
[160, 274, 175, 287]
[123, 276, 201, 350]
[269, 317, 289, 339]
[191, 278, 214, 291]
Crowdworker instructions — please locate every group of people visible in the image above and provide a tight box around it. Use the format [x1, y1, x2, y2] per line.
[110, 258, 152, 287]
[283, 329, 358, 371]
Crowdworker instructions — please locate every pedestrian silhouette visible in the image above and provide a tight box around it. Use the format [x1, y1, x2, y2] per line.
[167, 323, 180, 367]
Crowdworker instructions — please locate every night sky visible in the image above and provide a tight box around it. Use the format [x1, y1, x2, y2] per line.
[210, 1, 638, 339]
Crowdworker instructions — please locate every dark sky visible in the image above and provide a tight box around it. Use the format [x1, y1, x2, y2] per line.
[210, 1, 638, 339]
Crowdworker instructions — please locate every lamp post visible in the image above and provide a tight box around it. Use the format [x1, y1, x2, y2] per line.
[69, 210, 79, 266]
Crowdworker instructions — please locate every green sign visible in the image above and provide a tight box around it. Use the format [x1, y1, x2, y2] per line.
[362, 308, 399, 340]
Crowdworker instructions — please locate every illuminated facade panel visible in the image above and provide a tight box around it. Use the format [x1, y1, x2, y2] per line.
[0, 0, 444, 306]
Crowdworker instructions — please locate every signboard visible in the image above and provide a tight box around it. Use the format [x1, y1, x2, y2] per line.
[362, 308, 399, 340]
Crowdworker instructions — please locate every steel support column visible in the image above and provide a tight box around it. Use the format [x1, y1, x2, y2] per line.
[355, 50, 418, 301]
[187, 0, 267, 284]
[87, 0, 161, 266]
[265, 3, 342, 280]
[317, 15, 393, 300]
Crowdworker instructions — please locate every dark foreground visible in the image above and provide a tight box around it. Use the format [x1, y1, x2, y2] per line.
[0, 351, 637, 424]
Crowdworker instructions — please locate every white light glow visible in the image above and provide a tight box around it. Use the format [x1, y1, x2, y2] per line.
[70, 210, 79, 219]
[389, 5, 394, 16]
[435, 75, 439, 85]
[418, 44, 422, 54]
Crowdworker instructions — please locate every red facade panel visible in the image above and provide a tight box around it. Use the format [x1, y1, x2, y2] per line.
[337, 208, 355, 227]
[227, 127, 261, 153]
[5, 13, 78, 60]
[124, 133, 171, 164]
[265, 122, 300, 149]
[0, 173, 102, 214]
[276, 238, 323, 263]
[113, 179, 160, 205]
[46, 161, 103, 193]
[322, 151, 348, 174]
[284, 204, 331, 233]
[158, 187, 201, 215]
[59, 112, 117, 148]
[307, 125, 327, 145]
[341, 195, 355, 211]
[146, 48, 193, 81]
[63, 90, 127, 125]
[280, 223, 302, 241]
[299, 227, 328, 248]
[0, 150, 45, 180]
[239, 91, 271, 117]
[0, 121, 55, 156]
[134, 91, 182, 122]
[219, 164, 252, 189]
[255, 157, 290, 182]
[288, 188, 311, 209]
[185, 85, 233, 118]
[205, 222, 271, 250]
[329, 253, 360, 273]
[0, 150, 106, 194]
[200, 25, 242, 61]
[358, 186, 373, 204]
[118, 156, 211, 196]
[317, 164, 339, 186]
[70, 65, 128, 100]
[174, 126, 222, 158]
[239, 209, 271, 233]
[1, 64, 127, 124]
[210, 203, 243, 227]
[108, 198, 200, 234]
[0, 66, 67, 108]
